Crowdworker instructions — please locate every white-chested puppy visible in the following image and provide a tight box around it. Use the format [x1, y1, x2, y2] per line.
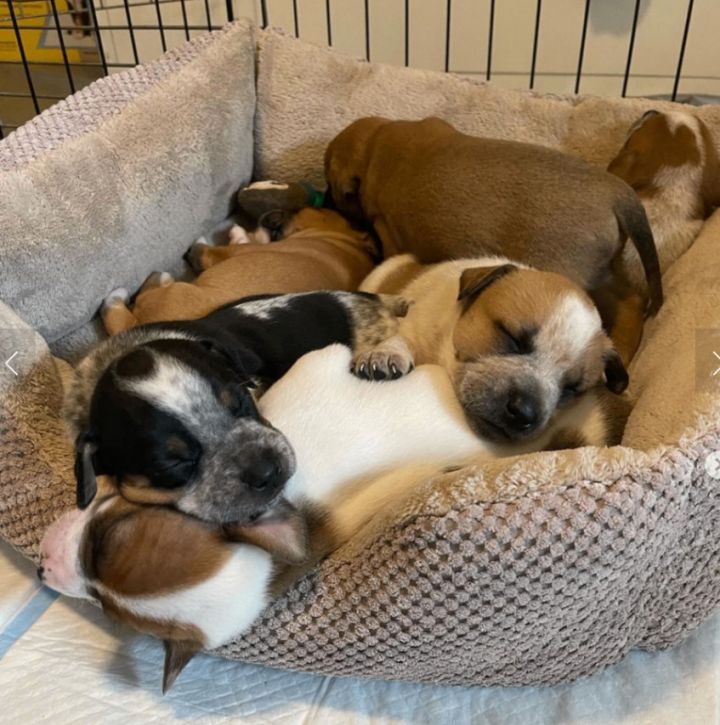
[358, 257, 630, 448]
[609, 109, 720, 291]
[41, 345, 518, 693]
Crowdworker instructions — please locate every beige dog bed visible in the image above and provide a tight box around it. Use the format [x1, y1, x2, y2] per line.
[1, 20, 719, 686]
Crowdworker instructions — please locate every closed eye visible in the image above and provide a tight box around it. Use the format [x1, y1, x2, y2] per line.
[559, 381, 583, 403]
[495, 322, 534, 355]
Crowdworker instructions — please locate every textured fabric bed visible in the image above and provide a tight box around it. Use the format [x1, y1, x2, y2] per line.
[0, 21, 718, 688]
[2, 541, 718, 725]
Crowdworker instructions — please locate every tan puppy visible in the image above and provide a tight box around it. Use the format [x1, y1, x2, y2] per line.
[325, 117, 664, 363]
[102, 208, 376, 334]
[609, 109, 720, 291]
[359, 255, 630, 447]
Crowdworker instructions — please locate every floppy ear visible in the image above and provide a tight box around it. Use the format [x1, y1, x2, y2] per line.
[74, 433, 98, 510]
[258, 209, 293, 240]
[458, 264, 518, 302]
[162, 639, 201, 694]
[198, 337, 263, 383]
[604, 349, 629, 394]
[224, 499, 309, 564]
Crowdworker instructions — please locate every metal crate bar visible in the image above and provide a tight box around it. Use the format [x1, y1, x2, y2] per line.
[574, 0, 591, 94]
[529, 0, 542, 90]
[49, 0, 76, 94]
[6, 0, 40, 114]
[672, 0, 695, 101]
[486, 0, 495, 81]
[622, 0, 641, 98]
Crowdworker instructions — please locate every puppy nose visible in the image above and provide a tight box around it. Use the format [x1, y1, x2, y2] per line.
[505, 392, 540, 430]
[245, 458, 282, 491]
[37, 566, 45, 582]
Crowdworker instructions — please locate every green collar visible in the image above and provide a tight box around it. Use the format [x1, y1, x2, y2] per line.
[300, 182, 326, 208]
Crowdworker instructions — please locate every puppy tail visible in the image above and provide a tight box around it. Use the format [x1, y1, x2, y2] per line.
[614, 196, 664, 316]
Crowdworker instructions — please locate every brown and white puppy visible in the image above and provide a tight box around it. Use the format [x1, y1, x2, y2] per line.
[608, 109, 720, 291]
[359, 256, 630, 447]
[102, 208, 377, 334]
[325, 116, 664, 363]
[42, 344, 516, 692]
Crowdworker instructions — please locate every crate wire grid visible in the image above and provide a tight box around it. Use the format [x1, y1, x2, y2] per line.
[0, 0, 701, 139]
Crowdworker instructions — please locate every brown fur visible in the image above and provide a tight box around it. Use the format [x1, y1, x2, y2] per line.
[102, 208, 377, 334]
[326, 117, 664, 362]
[82, 497, 230, 596]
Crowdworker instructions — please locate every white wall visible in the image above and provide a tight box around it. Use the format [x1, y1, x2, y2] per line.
[97, 0, 720, 99]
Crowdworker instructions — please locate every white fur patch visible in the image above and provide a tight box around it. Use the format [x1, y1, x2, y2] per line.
[259, 345, 487, 504]
[537, 293, 601, 363]
[95, 545, 272, 649]
[231, 295, 291, 321]
[123, 355, 216, 432]
[245, 180, 288, 191]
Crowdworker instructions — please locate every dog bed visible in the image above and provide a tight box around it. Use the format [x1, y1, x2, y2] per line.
[1, 20, 719, 687]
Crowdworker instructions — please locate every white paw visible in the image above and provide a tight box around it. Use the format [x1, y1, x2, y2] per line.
[194, 236, 209, 247]
[228, 225, 251, 245]
[102, 287, 129, 310]
[158, 271, 174, 287]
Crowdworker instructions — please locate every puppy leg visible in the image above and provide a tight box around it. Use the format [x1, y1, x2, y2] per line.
[610, 293, 646, 366]
[352, 335, 415, 380]
[187, 237, 243, 273]
[139, 271, 174, 294]
[228, 225, 252, 245]
[101, 288, 140, 336]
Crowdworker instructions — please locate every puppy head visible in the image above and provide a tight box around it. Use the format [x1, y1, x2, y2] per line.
[324, 117, 391, 221]
[39, 492, 308, 693]
[450, 264, 627, 444]
[608, 109, 720, 214]
[65, 328, 295, 526]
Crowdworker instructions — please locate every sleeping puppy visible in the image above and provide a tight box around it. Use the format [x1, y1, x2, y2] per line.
[608, 109, 720, 292]
[359, 256, 630, 447]
[65, 292, 407, 526]
[325, 116, 664, 364]
[41, 345, 510, 693]
[102, 208, 377, 332]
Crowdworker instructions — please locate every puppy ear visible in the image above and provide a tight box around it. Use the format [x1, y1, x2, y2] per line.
[458, 264, 518, 302]
[224, 500, 309, 564]
[74, 433, 98, 510]
[258, 209, 293, 240]
[162, 639, 201, 694]
[199, 338, 263, 381]
[604, 349, 629, 394]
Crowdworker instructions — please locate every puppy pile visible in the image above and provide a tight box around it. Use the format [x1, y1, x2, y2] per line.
[40, 111, 713, 692]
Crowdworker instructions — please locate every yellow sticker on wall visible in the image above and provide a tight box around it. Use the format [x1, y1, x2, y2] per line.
[0, 1, 96, 63]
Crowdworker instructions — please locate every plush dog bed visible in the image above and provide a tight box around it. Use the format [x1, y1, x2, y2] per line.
[1, 20, 719, 687]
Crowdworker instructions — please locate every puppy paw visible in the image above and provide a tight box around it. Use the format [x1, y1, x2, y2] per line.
[102, 287, 129, 311]
[351, 337, 414, 381]
[141, 271, 174, 291]
[228, 225, 251, 245]
[186, 238, 209, 273]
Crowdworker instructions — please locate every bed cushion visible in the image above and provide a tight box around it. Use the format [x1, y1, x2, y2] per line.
[0, 20, 256, 345]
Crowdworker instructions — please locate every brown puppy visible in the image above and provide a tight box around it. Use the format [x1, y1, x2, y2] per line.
[102, 208, 376, 334]
[609, 109, 720, 292]
[325, 117, 664, 363]
[358, 255, 630, 447]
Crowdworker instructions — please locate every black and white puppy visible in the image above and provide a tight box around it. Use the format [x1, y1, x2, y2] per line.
[64, 291, 406, 528]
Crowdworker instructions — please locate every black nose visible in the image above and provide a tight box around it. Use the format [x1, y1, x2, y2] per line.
[505, 392, 540, 430]
[37, 566, 45, 582]
[244, 458, 282, 491]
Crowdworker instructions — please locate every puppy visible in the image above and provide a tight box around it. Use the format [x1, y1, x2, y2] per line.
[65, 291, 407, 524]
[325, 116, 664, 363]
[233, 179, 325, 243]
[42, 345, 511, 692]
[608, 109, 720, 291]
[359, 256, 630, 447]
[102, 208, 377, 333]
